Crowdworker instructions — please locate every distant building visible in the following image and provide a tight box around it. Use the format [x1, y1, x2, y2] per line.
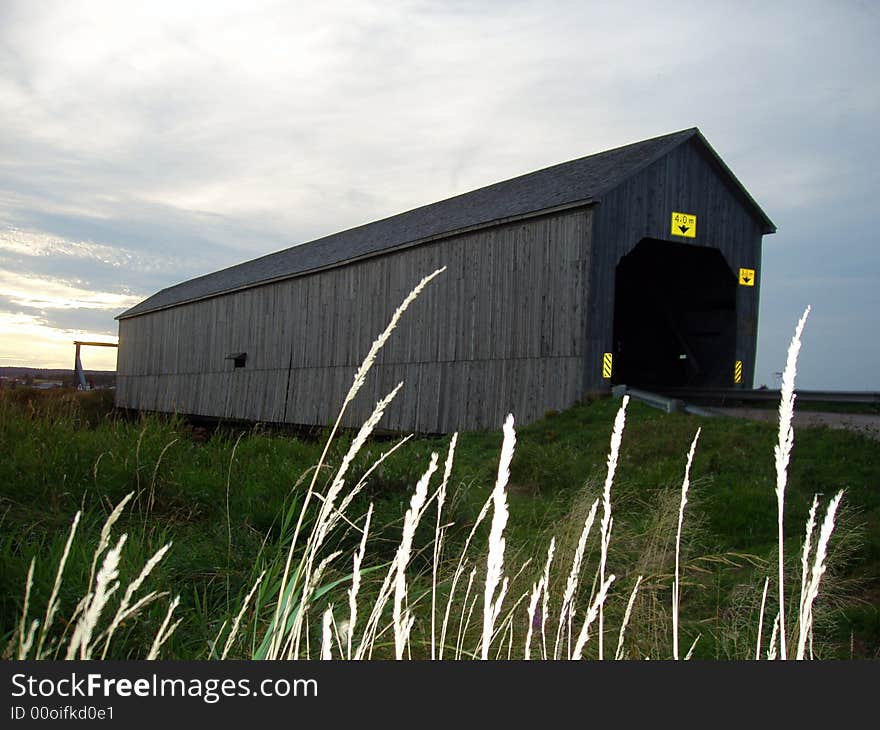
[116, 128, 774, 432]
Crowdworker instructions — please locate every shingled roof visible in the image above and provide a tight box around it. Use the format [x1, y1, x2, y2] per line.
[119, 127, 774, 319]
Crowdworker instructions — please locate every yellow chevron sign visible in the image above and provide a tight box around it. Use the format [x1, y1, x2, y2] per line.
[602, 352, 613, 379]
[671, 211, 696, 238]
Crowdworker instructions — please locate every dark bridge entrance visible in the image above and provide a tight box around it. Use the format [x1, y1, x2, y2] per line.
[612, 239, 737, 388]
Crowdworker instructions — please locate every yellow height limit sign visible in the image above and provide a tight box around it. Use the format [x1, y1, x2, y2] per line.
[739, 268, 756, 286]
[671, 211, 696, 238]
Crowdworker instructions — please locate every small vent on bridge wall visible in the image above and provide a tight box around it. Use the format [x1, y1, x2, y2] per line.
[226, 352, 247, 368]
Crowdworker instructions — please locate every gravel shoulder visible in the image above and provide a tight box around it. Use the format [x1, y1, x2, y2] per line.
[715, 407, 880, 441]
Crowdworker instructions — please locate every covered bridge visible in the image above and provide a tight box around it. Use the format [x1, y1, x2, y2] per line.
[115, 128, 775, 432]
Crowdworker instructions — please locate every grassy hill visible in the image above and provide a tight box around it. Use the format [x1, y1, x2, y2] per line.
[1, 388, 877, 659]
[0, 367, 115, 389]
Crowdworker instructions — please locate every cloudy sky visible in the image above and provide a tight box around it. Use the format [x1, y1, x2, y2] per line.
[0, 0, 877, 387]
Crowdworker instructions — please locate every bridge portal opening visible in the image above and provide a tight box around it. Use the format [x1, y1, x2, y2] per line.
[612, 239, 737, 388]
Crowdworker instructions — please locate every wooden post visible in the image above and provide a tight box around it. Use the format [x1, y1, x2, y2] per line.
[72, 340, 119, 390]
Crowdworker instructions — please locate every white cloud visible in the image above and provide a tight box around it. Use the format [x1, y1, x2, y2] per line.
[0, 225, 143, 269]
[0, 270, 140, 311]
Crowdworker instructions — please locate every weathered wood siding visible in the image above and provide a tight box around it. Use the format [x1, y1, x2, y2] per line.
[117, 208, 592, 431]
[584, 138, 765, 391]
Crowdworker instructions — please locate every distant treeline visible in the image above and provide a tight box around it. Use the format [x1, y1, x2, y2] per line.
[0, 367, 116, 388]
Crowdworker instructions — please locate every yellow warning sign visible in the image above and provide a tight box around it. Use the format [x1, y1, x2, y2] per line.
[671, 211, 697, 238]
[739, 268, 756, 286]
[602, 352, 613, 379]
[734, 360, 743, 384]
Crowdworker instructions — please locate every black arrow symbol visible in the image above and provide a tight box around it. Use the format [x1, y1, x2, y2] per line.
[678, 225, 689, 234]
[743, 276, 751, 284]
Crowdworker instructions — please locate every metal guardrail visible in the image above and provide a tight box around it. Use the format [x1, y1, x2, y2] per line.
[611, 385, 880, 417]
[612, 385, 681, 413]
[654, 388, 880, 405]
[611, 385, 726, 417]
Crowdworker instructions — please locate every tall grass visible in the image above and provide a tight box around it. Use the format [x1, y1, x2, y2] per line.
[5, 274, 853, 659]
[8, 491, 177, 660]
